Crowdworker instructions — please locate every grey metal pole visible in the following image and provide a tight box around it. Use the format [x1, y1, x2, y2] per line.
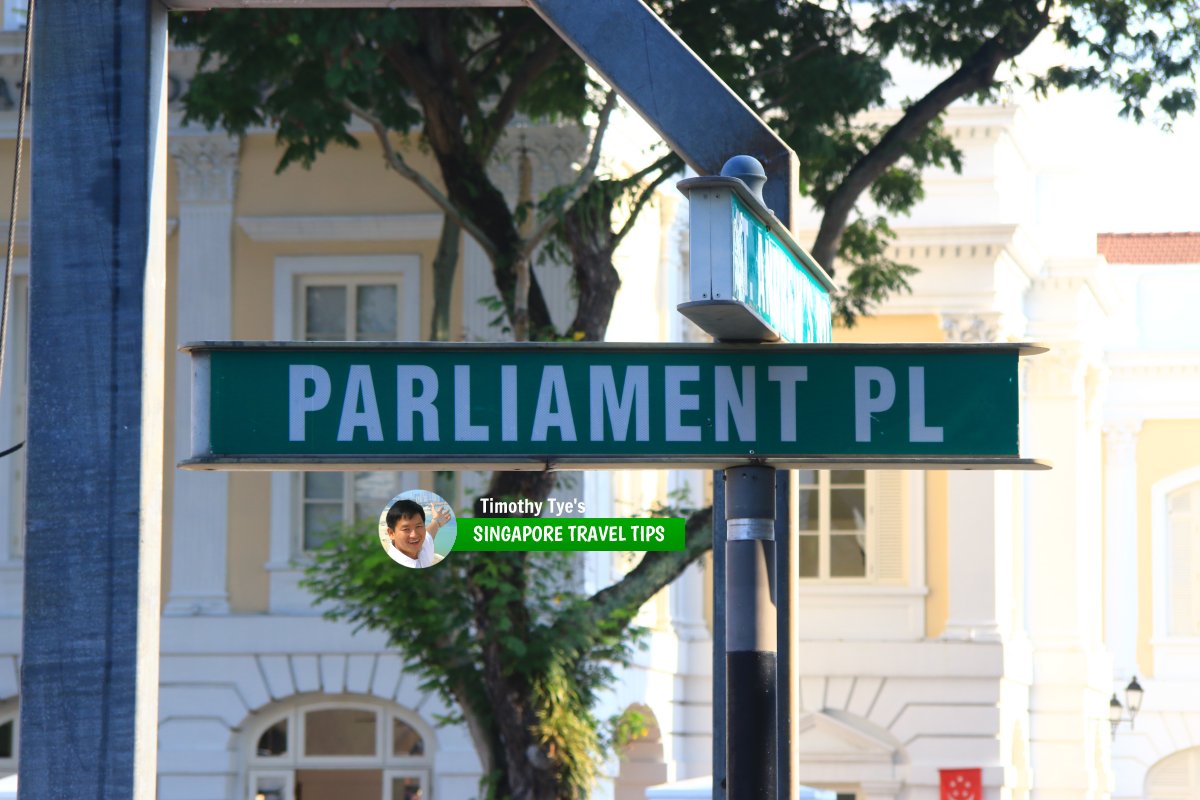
[19, 2, 168, 798]
[725, 465, 777, 800]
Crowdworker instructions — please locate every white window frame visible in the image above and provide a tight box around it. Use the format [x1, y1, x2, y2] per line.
[296, 470, 411, 556]
[296, 703, 383, 766]
[1152, 466, 1200, 678]
[267, 255, 420, 612]
[385, 769, 432, 800]
[795, 470, 927, 641]
[795, 470, 872, 582]
[247, 769, 294, 800]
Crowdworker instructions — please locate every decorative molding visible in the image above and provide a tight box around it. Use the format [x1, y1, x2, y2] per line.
[894, 242, 997, 262]
[1022, 344, 1088, 398]
[796, 588, 926, 641]
[1030, 258, 1119, 316]
[794, 712, 897, 763]
[793, 711, 901, 789]
[941, 313, 1003, 343]
[489, 123, 588, 204]
[1103, 420, 1142, 462]
[238, 213, 444, 243]
[170, 135, 239, 204]
[1109, 360, 1200, 380]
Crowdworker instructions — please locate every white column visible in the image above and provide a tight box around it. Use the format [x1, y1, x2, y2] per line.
[1023, 345, 1099, 641]
[1023, 342, 1111, 800]
[940, 314, 1014, 642]
[165, 135, 239, 615]
[942, 471, 1012, 642]
[1104, 420, 1141, 678]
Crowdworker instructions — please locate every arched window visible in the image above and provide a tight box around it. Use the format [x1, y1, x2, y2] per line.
[245, 699, 432, 800]
[1145, 746, 1200, 800]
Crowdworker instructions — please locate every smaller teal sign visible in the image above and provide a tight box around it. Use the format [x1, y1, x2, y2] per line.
[678, 176, 835, 343]
[730, 194, 831, 344]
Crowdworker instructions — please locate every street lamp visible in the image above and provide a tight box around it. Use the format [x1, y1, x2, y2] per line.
[1109, 675, 1145, 737]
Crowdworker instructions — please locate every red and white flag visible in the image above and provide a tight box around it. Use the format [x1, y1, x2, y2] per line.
[939, 768, 982, 800]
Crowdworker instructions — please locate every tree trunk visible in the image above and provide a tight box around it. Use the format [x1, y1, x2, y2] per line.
[430, 215, 461, 500]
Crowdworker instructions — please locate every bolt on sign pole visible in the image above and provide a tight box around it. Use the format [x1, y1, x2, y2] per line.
[20, 1, 169, 799]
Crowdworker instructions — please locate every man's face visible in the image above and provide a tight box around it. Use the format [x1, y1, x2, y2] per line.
[388, 513, 426, 559]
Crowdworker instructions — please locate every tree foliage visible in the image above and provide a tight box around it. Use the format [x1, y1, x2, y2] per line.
[654, 0, 1200, 322]
[303, 509, 713, 799]
[174, 9, 603, 341]
[173, 12, 673, 797]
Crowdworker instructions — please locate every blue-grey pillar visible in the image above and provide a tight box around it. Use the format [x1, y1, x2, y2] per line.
[20, 2, 168, 798]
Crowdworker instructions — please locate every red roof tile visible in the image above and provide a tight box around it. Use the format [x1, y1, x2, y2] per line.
[1097, 232, 1200, 264]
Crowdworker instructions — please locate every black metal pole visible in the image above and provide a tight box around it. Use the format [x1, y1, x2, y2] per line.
[725, 465, 777, 799]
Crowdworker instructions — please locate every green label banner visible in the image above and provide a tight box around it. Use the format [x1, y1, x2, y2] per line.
[454, 517, 685, 552]
[186, 341, 1037, 470]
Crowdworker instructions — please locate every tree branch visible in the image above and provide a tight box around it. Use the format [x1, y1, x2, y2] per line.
[474, 16, 543, 77]
[567, 507, 713, 637]
[428, 13, 485, 135]
[519, 90, 619, 260]
[753, 40, 829, 83]
[483, 35, 567, 153]
[613, 159, 679, 247]
[810, 23, 1047, 273]
[344, 98, 499, 260]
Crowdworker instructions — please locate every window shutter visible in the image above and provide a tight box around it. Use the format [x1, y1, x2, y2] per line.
[871, 471, 906, 583]
[1169, 496, 1195, 636]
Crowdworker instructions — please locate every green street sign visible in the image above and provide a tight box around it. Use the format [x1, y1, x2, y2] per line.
[182, 341, 1046, 471]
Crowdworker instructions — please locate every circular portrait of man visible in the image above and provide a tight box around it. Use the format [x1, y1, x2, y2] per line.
[379, 489, 456, 569]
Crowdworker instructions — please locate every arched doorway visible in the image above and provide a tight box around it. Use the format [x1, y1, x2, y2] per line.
[614, 704, 668, 800]
[244, 697, 434, 800]
[1146, 746, 1200, 800]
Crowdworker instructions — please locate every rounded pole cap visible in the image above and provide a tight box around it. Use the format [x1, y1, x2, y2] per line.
[720, 155, 767, 204]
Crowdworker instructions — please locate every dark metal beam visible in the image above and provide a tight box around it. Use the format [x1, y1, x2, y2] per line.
[166, 0, 524, 6]
[528, 0, 797, 223]
[20, 2, 168, 798]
